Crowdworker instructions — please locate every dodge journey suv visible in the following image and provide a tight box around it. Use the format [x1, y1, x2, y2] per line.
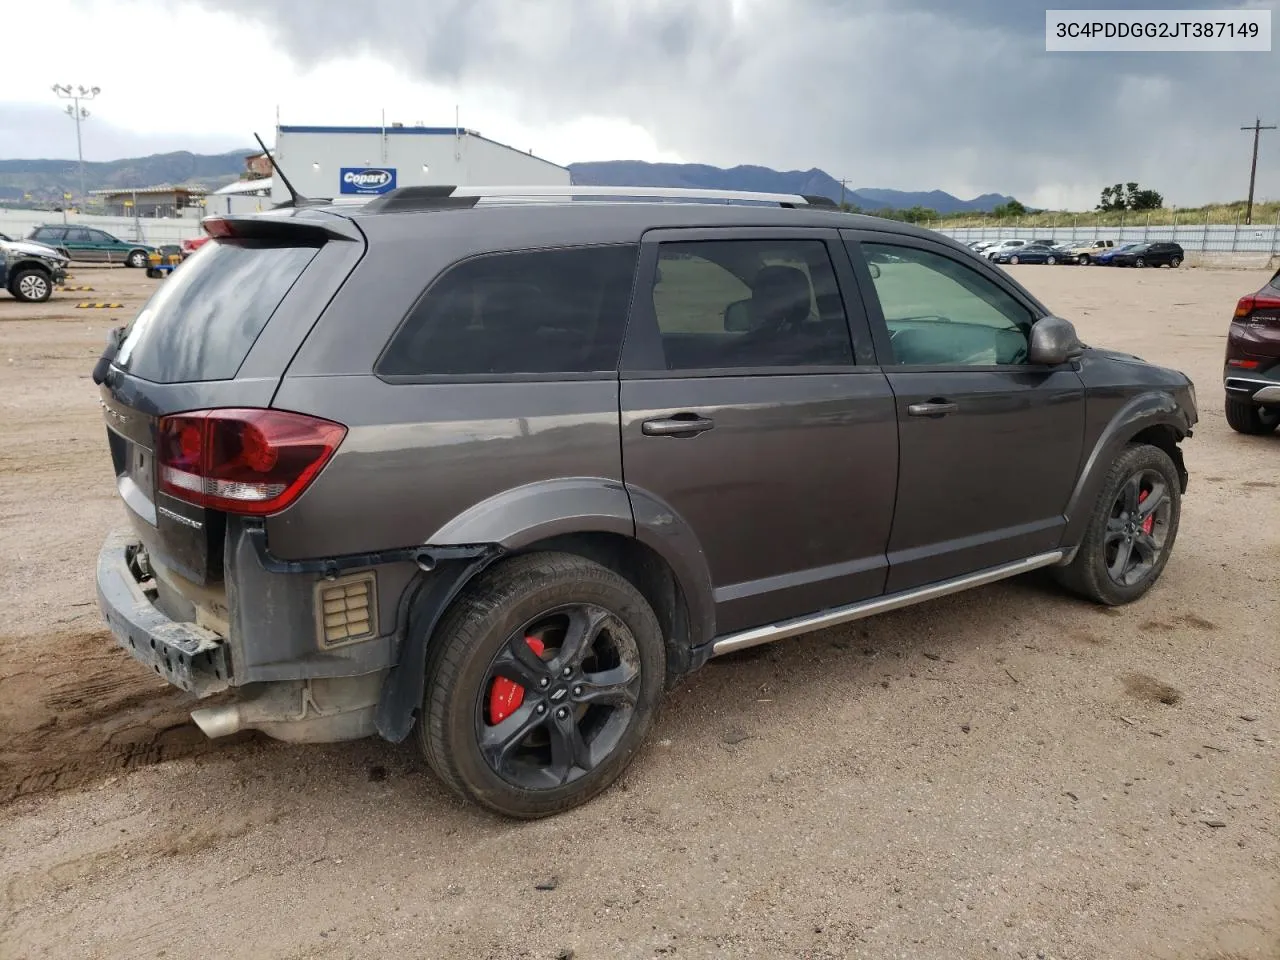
[93, 185, 1197, 818]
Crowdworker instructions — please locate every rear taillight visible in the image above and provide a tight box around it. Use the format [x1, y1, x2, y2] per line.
[1235, 293, 1280, 319]
[156, 409, 346, 516]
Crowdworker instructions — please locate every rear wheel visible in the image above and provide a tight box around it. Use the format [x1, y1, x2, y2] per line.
[1047, 256, 1057, 265]
[1054, 443, 1181, 605]
[1134, 257, 1146, 267]
[8, 268, 52, 303]
[418, 552, 665, 818]
[1169, 256, 1182, 268]
[1225, 397, 1280, 435]
[126, 249, 149, 268]
[1078, 254, 1091, 265]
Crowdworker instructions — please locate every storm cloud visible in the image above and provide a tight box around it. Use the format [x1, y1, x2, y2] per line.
[125, 0, 1280, 205]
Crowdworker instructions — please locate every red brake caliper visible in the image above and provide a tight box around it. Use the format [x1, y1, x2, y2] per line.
[488, 636, 546, 724]
[1137, 489, 1154, 535]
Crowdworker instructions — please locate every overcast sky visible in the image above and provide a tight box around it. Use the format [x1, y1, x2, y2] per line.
[2, 0, 1277, 209]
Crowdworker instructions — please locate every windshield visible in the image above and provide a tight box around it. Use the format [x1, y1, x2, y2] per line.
[114, 238, 320, 383]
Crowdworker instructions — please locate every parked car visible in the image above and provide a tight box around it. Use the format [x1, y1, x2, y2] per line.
[1, 236, 68, 302]
[1108, 242, 1184, 269]
[27, 225, 155, 267]
[91, 185, 1197, 818]
[1223, 267, 1280, 435]
[1070, 240, 1117, 265]
[1096, 243, 1139, 266]
[982, 238, 1034, 260]
[989, 244, 1065, 265]
[180, 235, 211, 259]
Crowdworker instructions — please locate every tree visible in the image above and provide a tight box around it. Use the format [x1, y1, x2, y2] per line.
[992, 199, 1027, 218]
[1097, 182, 1164, 211]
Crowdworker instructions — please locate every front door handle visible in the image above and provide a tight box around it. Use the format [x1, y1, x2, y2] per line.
[641, 414, 715, 437]
[907, 400, 959, 418]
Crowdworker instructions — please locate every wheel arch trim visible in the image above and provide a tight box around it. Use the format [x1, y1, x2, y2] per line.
[1062, 392, 1190, 547]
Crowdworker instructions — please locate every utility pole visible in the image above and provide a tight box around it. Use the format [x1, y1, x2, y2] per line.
[838, 178, 848, 210]
[52, 84, 100, 204]
[1240, 117, 1276, 225]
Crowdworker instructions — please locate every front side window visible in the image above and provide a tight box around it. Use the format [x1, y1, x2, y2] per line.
[649, 239, 854, 370]
[90, 230, 115, 243]
[862, 243, 1034, 366]
[377, 245, 638, 377]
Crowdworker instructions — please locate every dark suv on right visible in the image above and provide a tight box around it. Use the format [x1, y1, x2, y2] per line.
[92, 186, 1197, 818]
[1223, 267, 1280, 434]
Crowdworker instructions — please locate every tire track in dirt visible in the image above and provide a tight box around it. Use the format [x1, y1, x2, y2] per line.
[0, 628, 254, 803]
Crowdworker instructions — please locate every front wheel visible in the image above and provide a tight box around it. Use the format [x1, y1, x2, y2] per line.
[9, 268, 52, 302]
[1078, 254, 1091, 265]
[1047, 256, 1057, 265]
[126, 250, 149, 268]
[1134, 257, 1146, 268]
[1225, 397, 1280, 435]
[418, 552, 666, 818]
[1009, 255, 1020, 265]
[1053, 443, 1182, 605]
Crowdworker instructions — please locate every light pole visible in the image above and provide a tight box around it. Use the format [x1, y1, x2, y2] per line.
[52, 84, 100, 204]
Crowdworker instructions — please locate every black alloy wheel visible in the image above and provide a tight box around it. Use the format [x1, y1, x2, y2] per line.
[1103, 469, 1172, 587]
[418, 552, 664, 818]
[476, 603, 642, 790]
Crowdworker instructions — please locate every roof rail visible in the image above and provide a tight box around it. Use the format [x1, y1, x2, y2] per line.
[360, 184, 839, 213]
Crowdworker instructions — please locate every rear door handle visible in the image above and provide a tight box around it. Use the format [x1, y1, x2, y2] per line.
[641, 414, 715, 437]
[907, 400, 959, 418]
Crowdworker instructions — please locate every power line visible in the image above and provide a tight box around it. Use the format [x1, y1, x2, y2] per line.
[1240, 117, 1276, 226]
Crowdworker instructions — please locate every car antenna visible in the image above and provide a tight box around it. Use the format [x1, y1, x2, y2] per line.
[253, 131, 315, 208]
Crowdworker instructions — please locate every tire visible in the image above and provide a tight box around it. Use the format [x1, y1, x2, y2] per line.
[8, 268, 52, 303]
[1053, 443, 1182, 606]
[126, 250, 149, 268]
[1225, 397, 1280, 435]
[1170, 256, 1182, 268]
[1047, 256, 1056, 265]
[1009, 255, 1020, 265]
[418, 551, 666, 818]
[1134, 257, 1146, 268]
[1078, 254, 1091, 265]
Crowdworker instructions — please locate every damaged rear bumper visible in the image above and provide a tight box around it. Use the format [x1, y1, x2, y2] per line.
[96, 528, 231, 697]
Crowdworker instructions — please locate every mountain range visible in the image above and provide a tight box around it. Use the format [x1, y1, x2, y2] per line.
[0, 151, 1017, 214]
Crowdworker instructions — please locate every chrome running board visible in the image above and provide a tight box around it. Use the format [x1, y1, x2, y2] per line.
[710, 550, 1065, 657]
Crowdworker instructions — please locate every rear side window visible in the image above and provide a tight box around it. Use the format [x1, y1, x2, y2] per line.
[377, 245, 638, 377]
[114, 239, 319, 383]
[33, 227, 65, 241]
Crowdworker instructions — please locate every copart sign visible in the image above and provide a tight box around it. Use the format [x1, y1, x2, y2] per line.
[339, 167, 397, 195]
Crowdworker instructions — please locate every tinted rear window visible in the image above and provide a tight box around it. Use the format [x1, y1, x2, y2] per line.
[376, 244, 638, 377]
[114, 239, 320, 383]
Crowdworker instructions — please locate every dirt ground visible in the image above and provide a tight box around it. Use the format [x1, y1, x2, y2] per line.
[0, 263, 1276, 960]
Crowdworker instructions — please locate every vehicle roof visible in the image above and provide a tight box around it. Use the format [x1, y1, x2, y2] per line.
[233, 198, 959, 250]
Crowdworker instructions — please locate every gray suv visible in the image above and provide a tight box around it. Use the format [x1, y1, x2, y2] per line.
[93, 185, 1198, 818]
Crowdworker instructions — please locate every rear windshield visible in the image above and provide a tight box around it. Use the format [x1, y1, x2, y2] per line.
[114, 239, 320, 383]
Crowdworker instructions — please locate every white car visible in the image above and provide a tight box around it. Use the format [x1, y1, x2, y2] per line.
[982, 239, 1035, 260]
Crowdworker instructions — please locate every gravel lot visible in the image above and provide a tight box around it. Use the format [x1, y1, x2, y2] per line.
[0, 262, 1276, 960]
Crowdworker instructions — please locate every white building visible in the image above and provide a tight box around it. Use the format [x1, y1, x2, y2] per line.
[205, 177, 274, 216]
[269, 123, 569, 203]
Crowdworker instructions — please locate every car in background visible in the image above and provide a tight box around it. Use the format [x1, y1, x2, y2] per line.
[1108, 242, 1184, 269]
[180, 235, 211, 259]
[1, 236, 69, 302]
[26, 225, 155, 267]
[982, 239, 1034, 260]
[1096, 243, 1139, 266]
[1069, 240, 1117, 265]
[1222, 267, 1280, 435]
[0, 231, 62, 258]
[966, 240, 995, 253]
[989, 243, 1065, 265]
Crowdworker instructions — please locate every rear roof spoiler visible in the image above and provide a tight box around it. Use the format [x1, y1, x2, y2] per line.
[360, 184, 843, 213]
[200, 208, 362, 243]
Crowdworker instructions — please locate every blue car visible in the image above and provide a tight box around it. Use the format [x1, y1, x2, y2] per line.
[1096, 243, 1140, 266]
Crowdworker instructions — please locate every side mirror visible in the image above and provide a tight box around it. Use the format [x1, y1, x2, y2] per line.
[1028, 315, 1084, 366]
[867, 262, 881, 279]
